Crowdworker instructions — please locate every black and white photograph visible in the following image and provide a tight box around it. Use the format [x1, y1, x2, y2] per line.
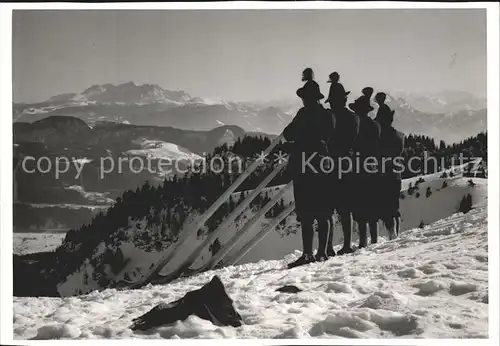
[1, 2, 499, 342]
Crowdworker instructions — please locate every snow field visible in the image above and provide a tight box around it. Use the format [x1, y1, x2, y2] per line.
[47, 173, 487, 296]
[126, 138, 202, 162]
[13, 233, 66, 255]
[13, 202, 488, 339]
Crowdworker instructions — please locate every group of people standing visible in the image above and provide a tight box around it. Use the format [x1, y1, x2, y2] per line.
[283, 68, 405, 269]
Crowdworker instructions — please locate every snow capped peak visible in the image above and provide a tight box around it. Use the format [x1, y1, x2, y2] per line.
[126, 138, 202, 163]
[387, 89, 486, 114]
[187, 96, 232, 108]
[63, 82, 193, 106]
[82, 84, 109, 96]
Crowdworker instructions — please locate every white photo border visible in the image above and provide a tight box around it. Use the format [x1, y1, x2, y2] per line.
[0, 2, 498, 346]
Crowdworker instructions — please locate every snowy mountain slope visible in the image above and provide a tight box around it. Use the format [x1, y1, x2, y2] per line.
[204, 175, 487, 267]
[13, 119, 251, 233]
[56, 219, 180, 297]
[391, 90, 487, 114]
[125, 138, 203, 162]
[13, 82, 291, 134]
[15, 82, 191, 112]
[150, 171, 486, 278]
[379, 95, 486, 144]
[14, 83, 485, 142]
[14, 201, 488, 339]
[54, 162, 486, 297]
[14, 233, 66, 255]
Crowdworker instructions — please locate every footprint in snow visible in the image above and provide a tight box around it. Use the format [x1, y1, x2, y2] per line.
[417, 263, 444, 275]
[413, 280, 447, 296]
[467, 291, 488, 304]
[397, 267, 424, 279]
[275, 285, 302, 294]
[449, 281, 478, 296]
[474, 254, 488, 263]
[449, 322, 465, 330]
[359, 291, 408, 312]
[443, 262, 461, 270]
[325, 282, 353, 294]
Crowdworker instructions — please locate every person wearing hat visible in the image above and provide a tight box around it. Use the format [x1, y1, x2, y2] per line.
[325, 72, 350, 110]
[349, 92, 381, 251]
[296, 75, 324, 102]
[351, 87, 374, 114]
[284, 72, 332, 268]
[374, 92, 404, 240]
[362, 87, 374, 97]
[300, 68, 322, 96]
[324, 89, 360, 257]
[374, 92, 395, 122]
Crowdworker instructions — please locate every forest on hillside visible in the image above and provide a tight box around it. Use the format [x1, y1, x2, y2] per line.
[14, 131, 487, 297]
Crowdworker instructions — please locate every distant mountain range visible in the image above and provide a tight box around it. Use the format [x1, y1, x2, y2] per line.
[13, 114, 260, 232]
[13, 82, 291, 134]
[12, 82, 487, 234]
[14, 116, 258, 204]
[378, 93, 486, 144]
[391, 90, 486, 114]
[14, 81, 486, 144]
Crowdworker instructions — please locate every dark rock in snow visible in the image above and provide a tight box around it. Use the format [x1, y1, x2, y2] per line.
[276, 285, 302, 293]
[130, 276, 242, 331]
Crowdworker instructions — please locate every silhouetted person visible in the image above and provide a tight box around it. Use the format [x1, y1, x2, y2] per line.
[325, 72, 350, 110]
[325, 90, 360, 256]
[301, 67, 321, 94]
[374, 92, 404, 239]
[375, 91, 394, 120]
[358, 87, 374, 113]
[349, 93, 381, 249]
[284, 75, 332, 268]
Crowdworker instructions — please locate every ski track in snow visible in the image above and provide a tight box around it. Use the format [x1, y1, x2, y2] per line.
[13, 206, 488, 339]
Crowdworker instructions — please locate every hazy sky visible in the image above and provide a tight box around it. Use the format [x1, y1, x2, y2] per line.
[13, 9, 487, 103]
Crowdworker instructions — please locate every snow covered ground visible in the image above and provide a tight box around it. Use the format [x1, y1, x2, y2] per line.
[47, 162, 487, 297]
[64, 185, 115, 205]
[25, 202, 109, 211]
[13, 202, 488, 339]
[153, 174, 487, 280]
[126, 138, 202, 162]
[13, 233, 66, 255]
